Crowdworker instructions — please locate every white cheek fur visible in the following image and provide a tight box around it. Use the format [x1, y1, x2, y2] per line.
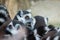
[31, 17, 36, 30]
[6, 26, 19, 35]
[44, 17, 48, 26]
[9, 29, 18, 35]
[53, 36, 59, 40]
[6, 22, 19, 35]
[16, 15, 22, 21]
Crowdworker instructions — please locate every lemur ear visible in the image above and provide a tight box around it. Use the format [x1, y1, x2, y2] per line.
[26, 9, 31, 13]
[44, 17, 48, 26]
[46, 17, 48, 22]
[45, 17, 48, 22]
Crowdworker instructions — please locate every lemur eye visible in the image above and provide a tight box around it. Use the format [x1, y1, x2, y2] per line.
[8, 25, 12, 29]
[25, 16, 30, 20]
[15, 24, 20, 30]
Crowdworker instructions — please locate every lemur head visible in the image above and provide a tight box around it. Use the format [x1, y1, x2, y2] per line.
[5, 20, 25, 35]
[0, 20, 27, 40]
[14, 9, 35, 30]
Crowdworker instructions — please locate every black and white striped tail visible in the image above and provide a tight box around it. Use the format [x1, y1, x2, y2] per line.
[0, 4, 10, 26]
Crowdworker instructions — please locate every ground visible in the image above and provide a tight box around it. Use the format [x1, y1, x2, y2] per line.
[31, 0, 60, 27]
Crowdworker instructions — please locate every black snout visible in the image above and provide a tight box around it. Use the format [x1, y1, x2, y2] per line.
[4, 30, 12, 35]
[5, 25, 12, 35]
[28, 22, 31, 24]
[28, 25, 31, 27]
[27, 22, 31, 27]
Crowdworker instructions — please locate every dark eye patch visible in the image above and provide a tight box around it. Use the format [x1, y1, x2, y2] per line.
[8, 25, 12, 29]
[17, 11, 22, 17]
[25, 16, 30, 20]
[27, 22, 31, 26]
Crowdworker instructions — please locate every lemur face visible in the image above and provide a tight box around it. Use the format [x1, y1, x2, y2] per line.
[6, 20, 23, 35]
[14, 10, 35, 30]
[0, 20, 27, 40]
[0, 4, 10, 26]
[14, 10, 32, 23]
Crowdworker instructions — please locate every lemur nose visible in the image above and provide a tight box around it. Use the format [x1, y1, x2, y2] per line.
[27, 22, 31, 27]
[28, 22, 31, 24]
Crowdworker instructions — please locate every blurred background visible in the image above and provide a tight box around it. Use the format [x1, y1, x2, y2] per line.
[0, 0, 60, 27]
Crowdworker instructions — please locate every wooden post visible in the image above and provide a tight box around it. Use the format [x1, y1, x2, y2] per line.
[0, 0, 5, 4]
[17, 0, 31, 10]
[5, 0, 18, 19]
[0, 0, 31, 19]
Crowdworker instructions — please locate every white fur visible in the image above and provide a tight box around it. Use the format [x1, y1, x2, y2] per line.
[15, 24, 21, 29]
[23, 14, 36, 32]
[22, 13, 32, 24]
[24, 35, 27, 40]
[20, 10, 23, 17]
[45, 27, 50, 31]
[0, 18, 5, 22]
[16, 15, 21, 21]
[46, 36, 50, 40]
[53, 36, 59, 40]
[17, 13, 32, 24]
[6, 22, 19, 35]
[44, 17, 50, 34]
[57, 28, 60, 32]
[31, 17, 36, 30]
[44, 17, 48, 26]
[16, 15, 23, 22]
[51, 26, 60, 32]
[45, 27, 50, 34]
[34, 29, 40, 40]
[0, 10, 7, 17]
